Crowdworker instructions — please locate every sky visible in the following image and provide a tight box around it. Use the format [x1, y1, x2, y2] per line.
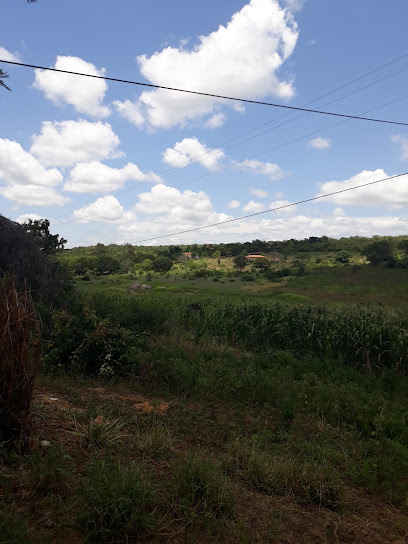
[1, 0, 408, 247]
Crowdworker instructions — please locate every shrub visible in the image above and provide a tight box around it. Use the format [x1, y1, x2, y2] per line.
[173, 452, 234, 520]
[77, 458, 156, 542]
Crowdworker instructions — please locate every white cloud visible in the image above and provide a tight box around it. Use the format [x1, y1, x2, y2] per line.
[269, 199, 297, 214]
[115, 0, 298, 129]
[316, 169, 408, 209]
[30, 120, 123, 167]
[0, 139, 63, 187]
[235, 159, 286, 180]
[72, 196, 136, 223]
[113, 99, 145, 128]
[64, 161, 161, 193]
[33, 56, 110, 118]
[15, 213, 43, 224]
[283, 0, 305, 12]
[162, 137, 224, 171]
[250, 187, 269, 198]
[0, 184, 69, 207]
[0, 138, 68, 206]
[309, 137, 331, 150]
[204, 113, 226, 129]
[0, 46, 21, 62]
[132, 184, 230, 226]
[242, 200, 265, 212]
[392, 135, 408, 160]
[227, 199, 240, 209]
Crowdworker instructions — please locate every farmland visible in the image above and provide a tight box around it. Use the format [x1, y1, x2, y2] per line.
[3, 234, 408, 543]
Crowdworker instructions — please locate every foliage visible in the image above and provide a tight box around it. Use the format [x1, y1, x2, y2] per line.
[0, 279, 40, 443]
[152, 256, 173, 272]
[77, 457, 156, 542]
[174, 452, 234, 520]
[28, 444, 74, 496]
[0, 503, 30, 544]
[233, 255, 247, 270]
[0, 70, 11, 92]
[71, 413, 127, 449]
[94, 255, 120, 275]
[43, 304, 138, 376]
[362, 240, 395, 266]
[22, 219, 66, 255]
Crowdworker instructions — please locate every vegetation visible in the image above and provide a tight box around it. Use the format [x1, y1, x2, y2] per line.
[3, 221, 408, 541]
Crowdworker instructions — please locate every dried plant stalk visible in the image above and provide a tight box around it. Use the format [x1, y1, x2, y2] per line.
[0, 279, 41, 444]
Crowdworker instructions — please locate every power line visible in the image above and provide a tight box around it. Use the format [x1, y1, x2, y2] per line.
[128, 172, 408, 244]
[57, 61, 408, 222]
[2, 58, 408, 127]
[61, 93, 408, 226]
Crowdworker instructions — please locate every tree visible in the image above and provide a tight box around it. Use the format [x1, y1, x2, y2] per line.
[0, 70, 11, 91]
[152, 256, 173, 273]
[233, 255, 247, 271]
[94, 256, 120, 275]
[22, 219, 67, 255]
[362, 240, 394, 266]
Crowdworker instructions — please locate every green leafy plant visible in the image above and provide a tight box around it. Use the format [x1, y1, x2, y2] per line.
[71, 413, 127, 449]
[77, 458, 156, 542]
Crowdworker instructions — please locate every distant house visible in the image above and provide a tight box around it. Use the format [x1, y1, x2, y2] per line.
[246, 254, 266, 261]
[182, 252, 193, 259]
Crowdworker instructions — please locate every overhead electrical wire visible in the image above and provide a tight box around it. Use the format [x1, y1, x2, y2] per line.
[56, 60, 408, 223]
[60, 93, 408, 225]
[129, 172, 408, 244]
[2, 58, 408, 127]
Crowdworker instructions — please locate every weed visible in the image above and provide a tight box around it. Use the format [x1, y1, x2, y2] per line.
[137, 424, 174, 460]
[28, 444, 74, 497]
[77, 457, 156, 542]
[0, 502, 30, 544]
[173, 452, 234, 521]
[71, 413, 127, 449]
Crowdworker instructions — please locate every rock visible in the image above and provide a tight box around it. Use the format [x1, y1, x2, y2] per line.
[40, 440, 51, 448]
[140, 284, 151, 289]
[130, 281, 140, 290]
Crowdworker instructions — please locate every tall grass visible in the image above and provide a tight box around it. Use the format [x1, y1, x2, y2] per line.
[85, 293, 408, 375]
[0, 279, 41, 444]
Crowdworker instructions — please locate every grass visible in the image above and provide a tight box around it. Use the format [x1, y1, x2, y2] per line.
[173, 452, 234, 523]
[77, 457, 156, 542]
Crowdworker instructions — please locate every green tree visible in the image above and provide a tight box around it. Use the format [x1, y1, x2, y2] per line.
[233, 255, 247, 271]
[94, 256, 120, 275]
[362, 240, 394, 266]
[22, 218, 67, 255]
[152, 256, 173, 273]
[0, 70, 11, 91]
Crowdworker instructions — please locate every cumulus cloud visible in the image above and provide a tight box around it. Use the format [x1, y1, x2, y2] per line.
[0, 139, 63, 187]
[392, 135, 408, 160]
[162, 137, 224, 171]
[309, 137, 331, 150]
[227, 199, 240, 209]
[204, 113, 226, 129]
[316, 169, 408, 209]
[72, 196, 136, 223]
[0, 185, 69, 207]
[0, 46, 21, 62]
[242, 200, 265, 212]
[235, 159, 286, 180]
[131, 184, 231, 227]
[250, 187, 268, 198]
[283, 0, 305, 12]
[269, 199, 297, 214]
[15, 213, 43, 224]
[114, 0, 298, 129]
[33, 56, 110, 118]
[0, 138, 68, 206]
[65, 161, 161, 193]
[30, 120, 123, 167]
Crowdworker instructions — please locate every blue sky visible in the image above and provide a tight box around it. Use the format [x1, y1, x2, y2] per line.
[1, 0, 408, 247]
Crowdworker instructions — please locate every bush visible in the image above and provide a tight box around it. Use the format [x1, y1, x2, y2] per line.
[77, 458, 156, 542]
[173, 452, 234, 520]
